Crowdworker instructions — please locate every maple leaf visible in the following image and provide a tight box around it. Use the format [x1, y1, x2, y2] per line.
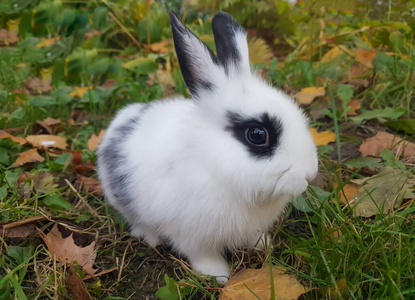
[10, 149, 45, 168]
[220, 266, 312, 300]
[294, 87, 325, 105]
[39, 223, 98, 275]
[354, 48, 376, 68]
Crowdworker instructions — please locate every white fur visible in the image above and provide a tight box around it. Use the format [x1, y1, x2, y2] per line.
[97, 13, 318, 283]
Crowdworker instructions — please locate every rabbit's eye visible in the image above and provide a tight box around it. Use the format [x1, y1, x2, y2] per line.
[246, 127, 268, 146]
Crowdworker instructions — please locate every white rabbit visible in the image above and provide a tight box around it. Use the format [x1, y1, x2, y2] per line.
[97, 11, 318, 282]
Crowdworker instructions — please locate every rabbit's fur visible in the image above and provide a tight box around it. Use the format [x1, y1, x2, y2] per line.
[97, 12, 318, 282]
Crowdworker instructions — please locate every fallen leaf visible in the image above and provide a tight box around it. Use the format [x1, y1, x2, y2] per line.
[309, 128, 336, 146]
[78, 176, 103, 196]
[84, 29, 101, 39]
[148, 40, 170, 53]
[7, 18, 20, 33]
[220, 266, 311, 300]
[346, 99, 361, 116]
[26, 134, 67, 149]
[26, 77, 52, 93]
[359, 132, 415, 159]
[0, 131, 26, 145]
[36, 37, 61, 48]
[334, 183, 359, 204]
[294, 87, 325, 105]
[1, 222, 38, 238]
[36, 117, 61, 134]
[320, 45, 350, 63]
[39, 223, 97, 275]
[70, 86, 93, 98]
[66, 264, 92, 300]
[354, 48, 376, 68]
[75, 164, 96, 175]
[101, 78, 117, 89]
[87, 130, 105, 151]
[33, 171, 57, 194]
[352, 167, 413, 217]
[40, 67, 54, 82]
[10, 149, 45, 168]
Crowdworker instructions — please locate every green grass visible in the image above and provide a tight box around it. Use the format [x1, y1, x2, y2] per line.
[1, 0, 415, 299]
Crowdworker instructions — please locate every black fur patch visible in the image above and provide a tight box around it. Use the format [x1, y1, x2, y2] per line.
[101, 105, 148, 208]
[212, 12, 245, 72]
[226, 111, 283, 158]
[169, 12, 218, 97]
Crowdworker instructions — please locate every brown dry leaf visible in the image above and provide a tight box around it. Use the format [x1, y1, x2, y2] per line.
[148, 40, 170, 53]
[354, 48, 376, 68]
[33, 171, 58, 194]
[1, 222, 38, 238]
[101, 79, 117, 89]
[36, 117, 61, 134]
[346, 99, 361, 116]
[36, 37, 61, 48]
[84, 29, 101, 39]
[220, 266, 311, 300]
[87, 130, 105, 151]
[359, 132, 415, 159]
[27, 77, 52, 93]
[309, 128, 336, 146]
[39, 223, 97, 275]
[334, 183, 359, 204]
[294, 87, 325, 105]
[70, 86, 93, 98]
[352, 167, 413, 217]
[66, 264, 92, 300]
[26, 134, 67, 149]
[78, 176, 103, 196]
[10, 149, 45, 168]
[0, 131, 26, 145]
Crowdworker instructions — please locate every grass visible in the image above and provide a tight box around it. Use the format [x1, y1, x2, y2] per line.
[1, 0, 415, 299]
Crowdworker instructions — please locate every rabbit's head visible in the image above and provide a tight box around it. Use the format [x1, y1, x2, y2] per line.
[170, 12, 318, 202]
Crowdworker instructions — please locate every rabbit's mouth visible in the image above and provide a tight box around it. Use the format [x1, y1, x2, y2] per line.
[271, 166, 310, 198]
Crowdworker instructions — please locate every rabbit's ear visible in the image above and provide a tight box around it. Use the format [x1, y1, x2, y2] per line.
[169, 12, 221, 98]
[212, 12, 250, 74]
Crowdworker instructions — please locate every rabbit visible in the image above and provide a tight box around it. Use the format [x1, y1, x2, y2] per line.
[97, 11, 318, 283]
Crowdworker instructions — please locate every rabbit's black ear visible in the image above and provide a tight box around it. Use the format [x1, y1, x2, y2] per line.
[169, 12, 220, 98]
[211, 12, 250, 74]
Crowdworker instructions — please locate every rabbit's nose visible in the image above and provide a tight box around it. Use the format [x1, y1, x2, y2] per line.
[306, 173, 316, 183]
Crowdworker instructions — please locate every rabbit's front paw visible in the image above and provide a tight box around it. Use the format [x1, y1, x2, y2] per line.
[189, 252, 230, 283]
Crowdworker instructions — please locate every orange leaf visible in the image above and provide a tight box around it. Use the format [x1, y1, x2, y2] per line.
[148, 40, 170, 53]
[78, 176, 103, 196]
[10, 148, 45, 168]
[359, 132, 415, 159]
[354, 48, 376, 68]
[346, 99, 361, 116]
[26, 135, 67, 150]
[36, 37, 61, 48]
[320, 45, 350, 63]
[70, 86, 93, 98]
[0, 131, 26, 145]
[39, 224, 97, 275]
[309, 128, 336, 146]
[87, 130, 105, 151]
[294, 87, 325, 105]
[220, 266, 312, 300]
[334, 183, 359, 204]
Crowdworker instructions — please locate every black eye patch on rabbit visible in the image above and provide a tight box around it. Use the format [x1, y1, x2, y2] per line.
[97, 11, 318, 283]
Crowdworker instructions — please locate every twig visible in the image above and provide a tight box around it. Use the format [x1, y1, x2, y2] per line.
[83, 267, 118, 281]
[65, 179, 104, 222]
[2, 215, 47, 229]
[108, 11, 143, 49]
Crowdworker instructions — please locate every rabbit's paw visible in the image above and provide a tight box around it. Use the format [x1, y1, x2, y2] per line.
[189, 252, 230, 283]
[130, 226, 160, 248]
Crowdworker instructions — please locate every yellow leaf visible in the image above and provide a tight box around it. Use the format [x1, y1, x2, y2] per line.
[69, 86, 93, 98]
[40, 67, 54, 82]
[36, 37, 61, 48]
[309, 128, 336, 146]
[7, 18, 20, 33]
[320, 45, 349, 63]
[294, 87, 325, 105]
[220, 266, 311, 300]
